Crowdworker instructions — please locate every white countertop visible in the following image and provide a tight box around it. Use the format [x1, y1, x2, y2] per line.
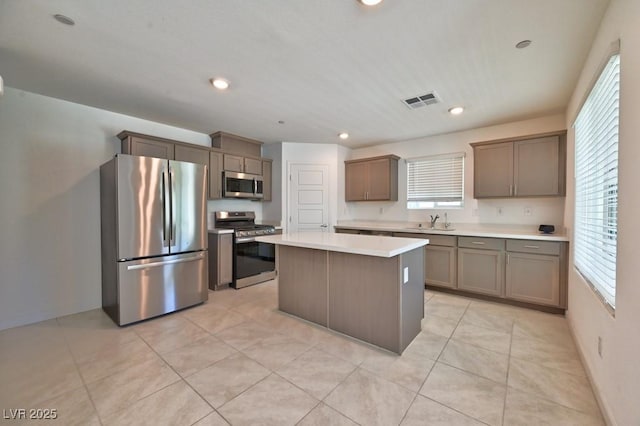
[254, 232, 428, 258]
[335, 220, 569, 242]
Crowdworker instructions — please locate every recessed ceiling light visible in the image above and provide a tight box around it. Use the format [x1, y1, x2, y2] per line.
[53, 14, 75, 26]
[358, 0, 383, 6]
[448, 106, 464, 115]
[210, 78, 230, 90]
[515, 40, 532, 49]
[339, 132, 350, 140]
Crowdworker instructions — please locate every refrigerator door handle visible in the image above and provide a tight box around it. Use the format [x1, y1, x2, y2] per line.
[126, 253, 204, 271]
[161, 172, 170, 247]
[170, 170, 176, 246]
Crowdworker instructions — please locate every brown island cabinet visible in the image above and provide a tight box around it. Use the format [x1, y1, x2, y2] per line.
[254, 232, 428, 354]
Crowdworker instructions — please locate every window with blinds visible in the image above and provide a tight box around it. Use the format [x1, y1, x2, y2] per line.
[573, 52, 620, 310]
[407, 153, 464, 209]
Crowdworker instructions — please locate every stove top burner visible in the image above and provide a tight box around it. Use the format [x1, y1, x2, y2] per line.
[214, 211, 275, 238]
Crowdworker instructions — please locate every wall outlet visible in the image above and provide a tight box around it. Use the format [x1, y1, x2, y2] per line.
[379, 207, 384, 214]
[598, 336, 603, 358]
[497, 207, 504, 216]
[472, 208, 479, 217]
[524, 207, 532, 216]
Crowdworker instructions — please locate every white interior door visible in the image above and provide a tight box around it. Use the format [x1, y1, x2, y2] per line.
[288, 164, 329, 233]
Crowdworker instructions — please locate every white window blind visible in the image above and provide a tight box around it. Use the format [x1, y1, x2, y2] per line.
[407, 153, 464, 203]
[573, 52, 619, 310]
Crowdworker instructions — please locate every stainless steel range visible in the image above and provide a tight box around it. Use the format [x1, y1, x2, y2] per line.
[214, 211, 276, 288]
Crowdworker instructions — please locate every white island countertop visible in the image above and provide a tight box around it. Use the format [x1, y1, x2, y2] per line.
[254, 232, 428, 258]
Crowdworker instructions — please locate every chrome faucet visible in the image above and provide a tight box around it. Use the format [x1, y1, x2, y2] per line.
[429, 214, 439, 229]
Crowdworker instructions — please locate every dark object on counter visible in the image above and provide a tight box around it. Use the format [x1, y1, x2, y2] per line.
[539, 224, 555, 234]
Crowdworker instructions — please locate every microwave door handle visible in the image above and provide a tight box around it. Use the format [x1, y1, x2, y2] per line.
[253, 178, 257, 196]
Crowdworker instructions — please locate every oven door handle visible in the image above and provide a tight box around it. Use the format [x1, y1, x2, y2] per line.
[235, 237, 256, 243]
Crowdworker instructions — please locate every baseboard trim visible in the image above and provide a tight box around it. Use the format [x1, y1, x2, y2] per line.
[566, 315, 616, 426]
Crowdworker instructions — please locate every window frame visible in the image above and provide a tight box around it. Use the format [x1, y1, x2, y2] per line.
[572, 43, 620, 313]
[406, 152, 465, 210]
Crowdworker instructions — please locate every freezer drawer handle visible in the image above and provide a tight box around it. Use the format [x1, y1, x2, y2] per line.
[524, 245, 540, 249]
[471, 241, 485, 245]
[127, 254, 203, 271]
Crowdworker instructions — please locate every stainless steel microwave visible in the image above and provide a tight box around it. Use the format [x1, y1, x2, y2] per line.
[223, 171, 264, 199]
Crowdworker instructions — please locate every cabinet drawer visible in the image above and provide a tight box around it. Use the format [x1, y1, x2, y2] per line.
[423, 234, 457, 247]
[506, 239, 560, 256]
[458, 236, 505, 251]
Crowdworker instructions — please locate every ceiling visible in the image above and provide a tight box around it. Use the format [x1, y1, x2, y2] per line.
[0, 0, 609, 148]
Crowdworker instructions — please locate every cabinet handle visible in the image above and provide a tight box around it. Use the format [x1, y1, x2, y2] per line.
[471, 241, 485, 245]
[509, 185, 513, 196]
[514, 185, 518, 196]
[524, 245, 540, 249]
[507, 254, 510, 264]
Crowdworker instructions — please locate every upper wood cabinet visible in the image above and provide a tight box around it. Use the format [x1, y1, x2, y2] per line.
[119, 133, 175, 160]
[210, 131, 262, 157]
[223, 154, 263, 175]
[209, 151, 223, 199]
[175, 144, 209, 166]
[471, 131, 566, 198]
[345, 155, 399, 201]
[262, 159, 273, 202]
[119, 130, 269, 201]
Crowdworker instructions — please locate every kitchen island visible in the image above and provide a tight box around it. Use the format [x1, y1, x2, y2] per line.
[254, 232, 428, 354]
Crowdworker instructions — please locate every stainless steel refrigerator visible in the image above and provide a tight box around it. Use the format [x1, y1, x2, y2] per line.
[100, 154, 208, 326]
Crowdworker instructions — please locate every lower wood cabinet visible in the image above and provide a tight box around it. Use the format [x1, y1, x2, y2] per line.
[425, 246, 457, 288]
[336, 227, 567, 310]
[208, 232, 233, 290]
[457, 247, 504, 297]
[506, 252, 560, 306]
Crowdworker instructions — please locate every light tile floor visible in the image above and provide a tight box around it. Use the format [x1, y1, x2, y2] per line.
[0, 281, 604, 425]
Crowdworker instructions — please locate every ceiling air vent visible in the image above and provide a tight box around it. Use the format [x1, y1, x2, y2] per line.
[403, 92, 439, 109]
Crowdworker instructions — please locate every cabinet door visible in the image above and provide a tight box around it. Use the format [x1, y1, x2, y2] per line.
[174, 145, 209, 166]
[223, 154, 244, 172]
[262, 160, 272, 201]
[514, 136, 561, 196]
[244, 157, 262, 175]
[209, 151, 223, 199]
[367, 158, 392, 200]
[506, 252, 560, 306]
[425, 246, 457, 288]
[130, 137, 174, 160]
[474, 143, 513, 198]
[345, 162, 368, 201]
[457, 248, 504, 296]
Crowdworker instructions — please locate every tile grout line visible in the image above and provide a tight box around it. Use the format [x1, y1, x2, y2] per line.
[423, 298, 509, 424]
[54, 316, 105, 426]
[500, 316, 516, 425]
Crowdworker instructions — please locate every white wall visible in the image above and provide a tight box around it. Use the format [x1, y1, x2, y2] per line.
[0, 87, 246, 330]
[564, 0, 640, 424]
[345, 114, 567, 228]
